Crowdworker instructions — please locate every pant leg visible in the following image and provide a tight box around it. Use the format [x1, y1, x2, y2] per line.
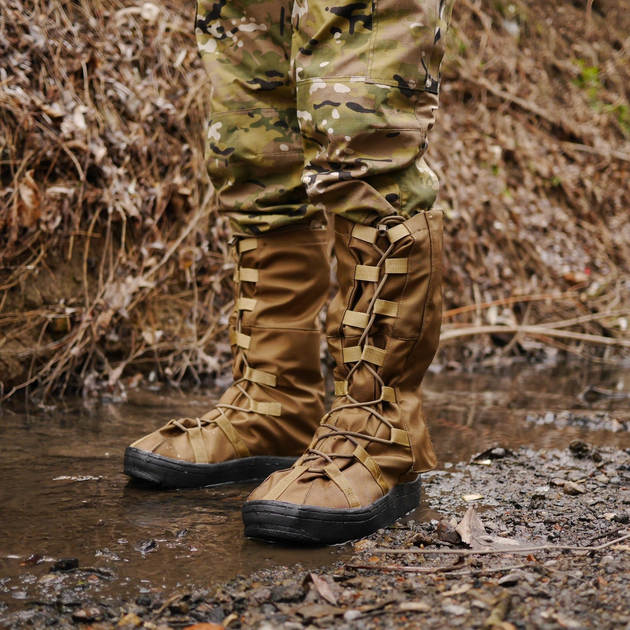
[195, 0, 323, 233]
[291, 0, 454, 224]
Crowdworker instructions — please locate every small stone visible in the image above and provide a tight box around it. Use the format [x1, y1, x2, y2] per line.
[270, 584, 304, 602]
[551, 478, 566, 487]
[135, 540, 158, 553]
[498, 572, 524, 586]
[442, 603, 469, 616]
[118, 613, 143, 627]
[532, 486, 550, 498]
[72, 608, 102, 622]
[50, 558, 79, 572]
[169, 601, 190, 615]
[596, 475, 610, 484]
[563, 481, 586, 496]
[437, 520, 462, 544]
[569, 440, 591, 458]
[343, 610, 362, 621]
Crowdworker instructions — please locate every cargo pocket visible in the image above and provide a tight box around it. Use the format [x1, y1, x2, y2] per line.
[366, 0, 453, 95]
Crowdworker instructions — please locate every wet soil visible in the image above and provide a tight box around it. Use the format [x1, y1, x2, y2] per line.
[2, 363, 630, 629]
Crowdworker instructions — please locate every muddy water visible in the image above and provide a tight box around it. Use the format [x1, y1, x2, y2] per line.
[1, 363, 629, 611]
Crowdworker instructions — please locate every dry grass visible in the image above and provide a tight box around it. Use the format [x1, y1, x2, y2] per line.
[0, 0, 629, 399]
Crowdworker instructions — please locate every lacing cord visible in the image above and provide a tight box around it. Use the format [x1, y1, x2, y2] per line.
[299, 216, 408, 473]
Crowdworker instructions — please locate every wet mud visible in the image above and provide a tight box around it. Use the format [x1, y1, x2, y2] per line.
[1, 363, 630, 629]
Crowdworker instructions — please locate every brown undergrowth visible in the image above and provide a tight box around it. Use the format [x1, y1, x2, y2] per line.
[0, 0, 629, 399]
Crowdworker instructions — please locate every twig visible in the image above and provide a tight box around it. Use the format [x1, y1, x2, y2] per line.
[372, 533, 630, 557]
[587, 526, 629, 546]
[442, 292, 578, 319]
[440, 324, 630, 348]
[346, 563, 528, 576]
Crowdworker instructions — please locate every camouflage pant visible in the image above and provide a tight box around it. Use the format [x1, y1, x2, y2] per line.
[196, 0, 454, 233]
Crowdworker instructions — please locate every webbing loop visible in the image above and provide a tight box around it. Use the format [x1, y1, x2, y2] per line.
[355, 265, 380, 282]
[343, 346, 362, 363]
[342, 310, 370, 329]
[229, 330, 251, 349]
[384, 258, 408, 274]
[250, 400, 282, 417]
[353, 444, 389, 495]
[381, 386, 396, 403]
[391, 427, 410, 446]
[238, 238, 258, 253]
[234, 267, 259, 283]
[361, 344, 387, 367]
[244, 366, 277, 387]
[334, 380, 349, 396]
[387, 223, 410, 243]
[324, 463, 361, 508]
[234, 297, 257, 312]
[373, 299, 398, 317]
[352, 224, 378, 244]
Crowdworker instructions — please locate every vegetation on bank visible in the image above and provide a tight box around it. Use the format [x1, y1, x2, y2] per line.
[0, 0, 629, 399]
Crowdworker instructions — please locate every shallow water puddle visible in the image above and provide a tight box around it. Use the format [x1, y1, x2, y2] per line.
[1, 363, 629, 611]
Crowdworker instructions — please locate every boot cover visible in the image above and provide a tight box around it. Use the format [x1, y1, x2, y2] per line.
[243, 211, 442, 543]
[124, 225, 330, 488]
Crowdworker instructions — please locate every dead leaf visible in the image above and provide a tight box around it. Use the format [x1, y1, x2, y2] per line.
[18, 170, 41, 228]
[462, 494, 484, 502]
[309, 573, 338, 606]
[456, 505, 488, 546]
[456, 505, 534, 551]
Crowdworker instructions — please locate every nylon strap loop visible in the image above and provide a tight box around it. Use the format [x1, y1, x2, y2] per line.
[353, 444, 389, 495]
[381, 386, 396, 403]
[361, 344, 387, 367]
[234, 297, 257, 312]
[238, 238, 258, 253]
[343, 346, 362, 363]
[385, 258, 408, 274]
[244, 366, 277, 387]
[335, 380, 349, 396]
[353, 224, 378, 244]
[250, 400, 282, 417]
[262, 465, 309, 502]
[391, 427, 410, 446]
[229, 330, 251, 349]
[324, 463, 361, 508]
[342, 310, 370, 329]
[214, 415, 251, 458]
[355, 265, 380, 282]
[187, 425, 209, 464]
[234, 267, 259, 283]
[374, 299, 399, 317]
[387, 223, 410, 243]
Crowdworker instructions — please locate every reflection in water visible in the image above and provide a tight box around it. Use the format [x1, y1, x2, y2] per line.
[0, 362, 629, 609]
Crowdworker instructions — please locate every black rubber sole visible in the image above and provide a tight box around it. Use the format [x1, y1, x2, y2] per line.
[123, 447, 297, 489]
[242, 476, 422, 545]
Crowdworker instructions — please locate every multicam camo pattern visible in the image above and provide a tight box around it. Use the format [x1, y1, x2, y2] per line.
[195, 0, 454, 233]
